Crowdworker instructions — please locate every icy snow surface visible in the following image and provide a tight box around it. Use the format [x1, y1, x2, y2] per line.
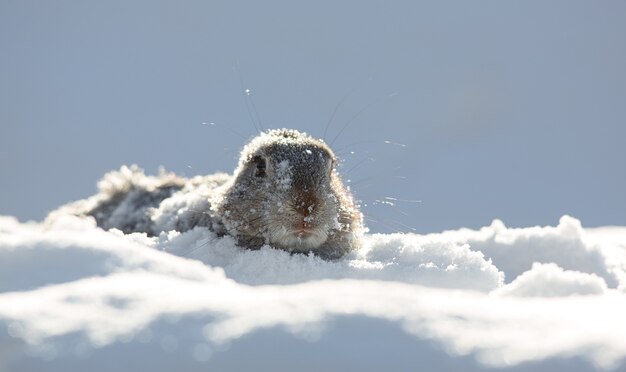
[1, 213, 626, 371]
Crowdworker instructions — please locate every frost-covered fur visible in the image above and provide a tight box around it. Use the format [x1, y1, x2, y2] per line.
[217, 129, 363, 259]
[52, 129, 363, 259]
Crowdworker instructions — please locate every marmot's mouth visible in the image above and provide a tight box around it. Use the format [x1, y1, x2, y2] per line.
[294, 226, 313, 235]
[293, 231, 315, 242]
[291, 227, 319, 241]
[270, 226, 328, 251]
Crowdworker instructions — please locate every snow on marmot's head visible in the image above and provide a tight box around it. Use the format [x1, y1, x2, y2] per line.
[215, 129, 362, 259]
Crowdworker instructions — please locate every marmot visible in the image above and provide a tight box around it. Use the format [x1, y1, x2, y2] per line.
[54, 129, 363, 259]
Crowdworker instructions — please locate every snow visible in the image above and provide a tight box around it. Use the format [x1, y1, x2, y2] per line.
[2, 213, 626, 371]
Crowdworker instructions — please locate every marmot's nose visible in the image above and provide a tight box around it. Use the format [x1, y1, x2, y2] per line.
[294, 191, 317, 217]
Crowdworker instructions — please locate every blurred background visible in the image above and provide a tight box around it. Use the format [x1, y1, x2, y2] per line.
[1, 1, 624, 233]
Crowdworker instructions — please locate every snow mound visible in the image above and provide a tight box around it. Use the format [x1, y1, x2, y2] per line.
[430, 216, 620, 287]
[495, 262, 608, 297]
[1, 213, 626, 371]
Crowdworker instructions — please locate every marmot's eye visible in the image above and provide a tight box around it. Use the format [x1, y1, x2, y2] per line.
[328, 159, 335, 177]
[252, 156, 266, 177]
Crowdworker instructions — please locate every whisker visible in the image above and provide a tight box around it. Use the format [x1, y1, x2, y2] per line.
[200, 121, 248, 140]
[363, 213, 417, 234]
[322, 87, 357, 142]
[342, 156, 375, 176]
[348, 176, 379, 187]
[247, 89, 264, 132]
[329, 91, 398, 147]
[362, 214, 403, 234]
[233, 61, 262, 134]
[334, 140, 380, 155]
[383, 140, 407, 148]
[385, 217, 418, 232]
[383, 196, 422, 204]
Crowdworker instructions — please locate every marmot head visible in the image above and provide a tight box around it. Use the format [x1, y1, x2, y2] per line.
[215, 129, 362, 258]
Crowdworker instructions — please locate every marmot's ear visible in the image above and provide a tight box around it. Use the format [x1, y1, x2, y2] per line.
[252, 156, 267, 178]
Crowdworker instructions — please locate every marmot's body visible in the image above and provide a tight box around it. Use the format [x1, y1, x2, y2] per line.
[55, 129, 363, 259]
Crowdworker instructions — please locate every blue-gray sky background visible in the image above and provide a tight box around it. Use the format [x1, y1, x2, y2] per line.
[1, 1, 624, 233]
